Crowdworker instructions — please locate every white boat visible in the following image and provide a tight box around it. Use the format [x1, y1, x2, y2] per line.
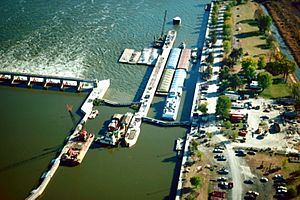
[124, 114, 142, 147]
[173, 16, 181, 25]
[162, 91, 181, 121]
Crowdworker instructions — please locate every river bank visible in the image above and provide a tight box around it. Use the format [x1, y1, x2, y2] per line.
[258, 0, 300, 68]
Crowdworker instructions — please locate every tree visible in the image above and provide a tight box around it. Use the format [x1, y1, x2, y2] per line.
[223, 57, 235, 68]
[219, 66, 230, 81]
[257, 15, 272, 34]
[190, 139, 199, 153]
[223, 40, 231, 54]
[280, 57, 296, 81]
[254, 8, 264, 21]
[244, 65, 257, 82]
[242, 57, 257, 70]
[257, 71, 272, 90]
[229, 48, 243, 64]
[198, 102, 208, 114]
[290, 83, 300, 102]
[211, 33, 218, 44]
[206, 52, 214, 65]
[257, 55, 266, 69]
[287, 185, 298, 198]
[242, 58, 257, 82]
[190, 176, 203, 188]
[196, 151, 203, 161]
[229, 74, 242, 90]
[219, 80, 230, 92]
[216, 95, 231, 119]
[223, 121, 232, 129]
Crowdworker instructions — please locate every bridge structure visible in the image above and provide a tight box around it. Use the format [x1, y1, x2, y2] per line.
[0, 71, 96, 91]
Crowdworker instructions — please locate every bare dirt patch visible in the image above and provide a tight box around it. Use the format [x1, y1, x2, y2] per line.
[245, 152, 300, 200]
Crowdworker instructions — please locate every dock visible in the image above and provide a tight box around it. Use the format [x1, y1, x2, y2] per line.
[119, 48, 135, 63]
[124, 30, 177, 147]
[119, 48, 160, 66]
[137, 48, 152, 65]
[25, 79, 110, 200]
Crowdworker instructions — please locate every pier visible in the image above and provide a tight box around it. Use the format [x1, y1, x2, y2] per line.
[124, 30, 177, 147]
[25, 79, 110, 200]
[142, 117, 190, 127]
[0, 72, 96, 91]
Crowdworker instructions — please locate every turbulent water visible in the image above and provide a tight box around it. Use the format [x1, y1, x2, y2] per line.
[0, 0, 210, 101]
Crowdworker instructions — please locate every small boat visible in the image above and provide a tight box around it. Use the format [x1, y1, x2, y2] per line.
[205, 3, 211, 11]
[173, 16, 181, 25]
[88, 110, 99, 119]
[179, 42, 186, 49]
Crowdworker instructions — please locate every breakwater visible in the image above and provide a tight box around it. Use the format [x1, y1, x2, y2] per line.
[25, 79, 110, 200]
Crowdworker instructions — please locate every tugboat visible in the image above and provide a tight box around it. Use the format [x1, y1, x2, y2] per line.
[96, 113, 133, 147]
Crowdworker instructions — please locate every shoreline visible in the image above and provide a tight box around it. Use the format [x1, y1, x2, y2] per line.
[260, 1, 300, 68]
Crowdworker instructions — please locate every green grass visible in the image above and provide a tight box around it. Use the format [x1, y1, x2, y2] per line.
[233, 1, 270, 58]
[260, 82, 291, 99]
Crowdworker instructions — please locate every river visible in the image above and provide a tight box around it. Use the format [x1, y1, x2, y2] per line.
[0, 0, 211, 199]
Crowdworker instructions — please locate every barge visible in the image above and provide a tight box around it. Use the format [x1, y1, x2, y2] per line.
[61, 130, 95, 166]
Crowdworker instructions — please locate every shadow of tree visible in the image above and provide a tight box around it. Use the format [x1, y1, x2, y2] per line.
[255, 44, 270, 50]
[236, 31, 261, 39]
[239, 19, 257, 27]
[272, 78, 285, 84]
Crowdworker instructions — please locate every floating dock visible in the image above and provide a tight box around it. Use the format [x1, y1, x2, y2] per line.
[128, 50, 142, 64]
[119, 48, 135, 63]
[26, 79, 110, 200]
[119, 48, 160, 66]
[137, 48, 152, 65]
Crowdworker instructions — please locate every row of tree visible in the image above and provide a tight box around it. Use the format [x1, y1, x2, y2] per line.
[223, 5, 232, 54]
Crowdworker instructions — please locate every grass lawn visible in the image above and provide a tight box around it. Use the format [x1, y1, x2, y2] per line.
[232, 1, 270, 58]
[260, 77, 291, 99]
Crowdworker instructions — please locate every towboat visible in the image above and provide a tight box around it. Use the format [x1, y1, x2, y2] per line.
[173, 16, 181, 25]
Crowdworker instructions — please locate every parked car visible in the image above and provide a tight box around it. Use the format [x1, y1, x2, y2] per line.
[244, 179, 254, 184]
[218, 167, 229, 175]
[217, 155, 226, 161]
[213, 148, 223, 153]
[247, 151, 256, 155]
[217, 176, 227, 182]
[260, 177, 268, 182]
